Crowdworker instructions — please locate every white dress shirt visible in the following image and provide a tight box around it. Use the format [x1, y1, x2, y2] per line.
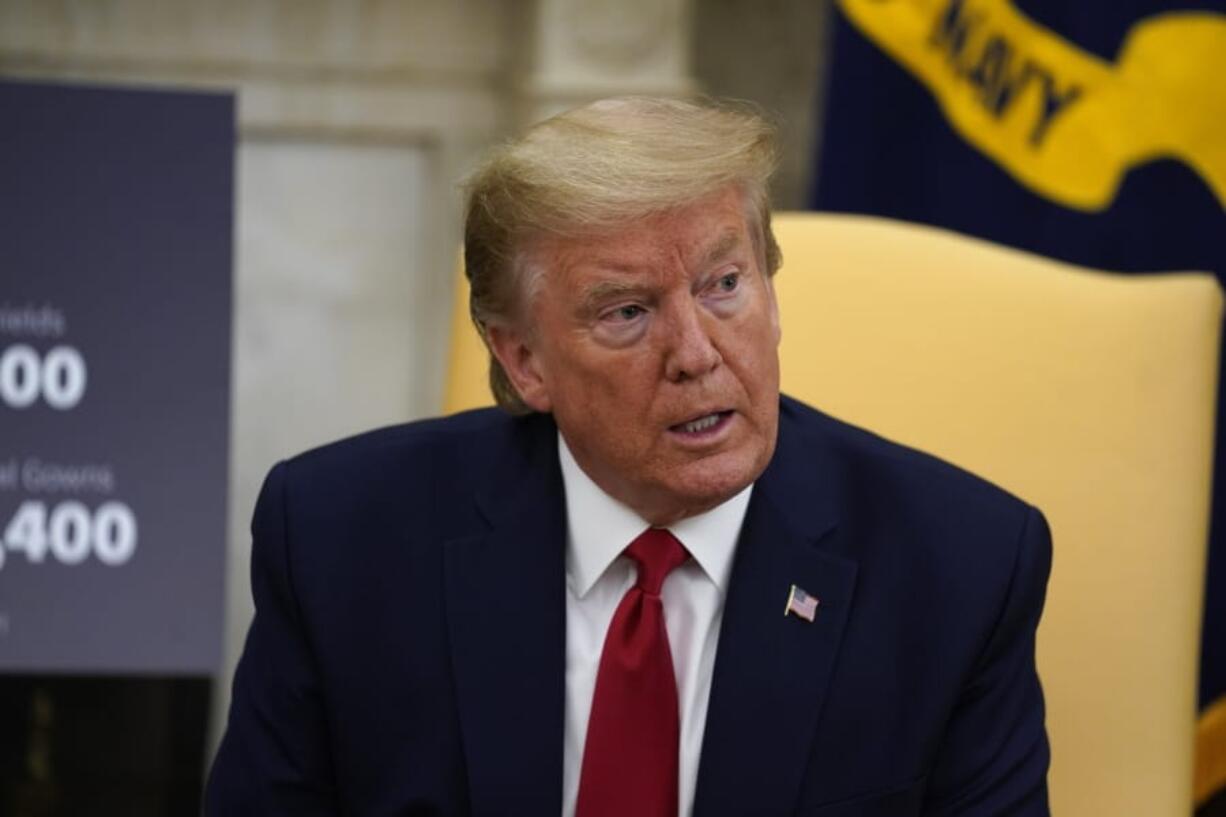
[558, 433, 752, 817]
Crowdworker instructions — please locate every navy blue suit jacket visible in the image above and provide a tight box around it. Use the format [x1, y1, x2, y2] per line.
[207, 396, 1051, 816]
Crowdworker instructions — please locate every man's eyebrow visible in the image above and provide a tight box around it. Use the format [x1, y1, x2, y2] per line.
[579, 280, 649, 314]
[700, 230, 744, 267]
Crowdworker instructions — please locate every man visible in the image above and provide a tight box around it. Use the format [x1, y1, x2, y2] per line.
[207, 97, 1051, 816]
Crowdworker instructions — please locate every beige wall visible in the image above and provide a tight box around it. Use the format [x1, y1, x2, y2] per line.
[692, 0, 831, 209]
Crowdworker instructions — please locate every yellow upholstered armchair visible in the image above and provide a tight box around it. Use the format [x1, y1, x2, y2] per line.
[444, 212, 1222, 816]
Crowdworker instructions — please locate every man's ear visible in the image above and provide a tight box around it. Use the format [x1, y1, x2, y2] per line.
[485, 322, 553, 413]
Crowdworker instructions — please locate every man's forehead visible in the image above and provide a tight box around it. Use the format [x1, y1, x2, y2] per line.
[541, 214, 750, 277]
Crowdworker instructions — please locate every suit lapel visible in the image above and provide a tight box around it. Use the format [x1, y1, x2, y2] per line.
[693, 411, 858, 816]
[444, 415, 567, 816]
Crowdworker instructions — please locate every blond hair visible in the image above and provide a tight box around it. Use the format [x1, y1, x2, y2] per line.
[463, 96, 781, 414]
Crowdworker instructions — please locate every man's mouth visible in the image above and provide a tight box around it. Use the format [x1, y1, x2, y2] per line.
[670, 410, 734, 436]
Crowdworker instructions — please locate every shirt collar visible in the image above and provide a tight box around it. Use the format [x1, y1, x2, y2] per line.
[558, 431, 752, 599]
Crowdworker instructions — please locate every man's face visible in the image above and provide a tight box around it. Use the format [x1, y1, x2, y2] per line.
[490, 186, 781, 524]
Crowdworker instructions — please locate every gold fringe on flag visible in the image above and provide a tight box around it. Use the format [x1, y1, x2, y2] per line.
[1196, 696, 1226, 806]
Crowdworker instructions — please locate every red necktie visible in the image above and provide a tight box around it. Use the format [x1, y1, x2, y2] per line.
[575, 528, 690, 817]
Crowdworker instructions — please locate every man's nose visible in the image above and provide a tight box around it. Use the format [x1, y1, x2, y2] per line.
[663, 299, 722, 382]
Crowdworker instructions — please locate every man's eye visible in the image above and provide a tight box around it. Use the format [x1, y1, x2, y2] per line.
[608, 305, 644, 322]
[716, 273, 740, 292]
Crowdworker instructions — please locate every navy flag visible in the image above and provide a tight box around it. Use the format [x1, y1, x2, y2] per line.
[812, 0, 1226, 811]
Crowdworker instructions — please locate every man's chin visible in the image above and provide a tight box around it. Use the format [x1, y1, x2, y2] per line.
[647, 459, 764, 524]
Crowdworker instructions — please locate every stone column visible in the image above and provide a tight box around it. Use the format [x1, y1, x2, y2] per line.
[517, 0, 697, 126]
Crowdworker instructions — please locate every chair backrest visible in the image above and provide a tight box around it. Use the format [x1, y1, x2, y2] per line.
[443, 212, 1222, 816]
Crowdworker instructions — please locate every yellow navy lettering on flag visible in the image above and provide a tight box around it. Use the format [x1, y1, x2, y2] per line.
[838, 0, 1226, 212]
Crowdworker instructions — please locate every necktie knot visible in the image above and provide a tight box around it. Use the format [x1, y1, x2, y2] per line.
[626, 528, 689, 595]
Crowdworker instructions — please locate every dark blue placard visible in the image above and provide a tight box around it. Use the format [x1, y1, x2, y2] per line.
[0, 80, 233, 674]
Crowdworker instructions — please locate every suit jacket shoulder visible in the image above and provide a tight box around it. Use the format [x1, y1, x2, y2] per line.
[779, 393, 1034, 522]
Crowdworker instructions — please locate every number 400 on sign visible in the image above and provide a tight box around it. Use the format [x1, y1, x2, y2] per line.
[0, 500, 137, 570]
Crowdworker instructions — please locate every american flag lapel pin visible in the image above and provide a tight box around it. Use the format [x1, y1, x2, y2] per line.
[785, 584, 819, 622]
